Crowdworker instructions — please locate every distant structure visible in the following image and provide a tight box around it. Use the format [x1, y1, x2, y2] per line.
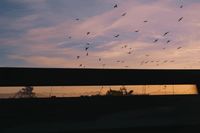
[13, 86, 36, 98]
[106, 86, 133, 96]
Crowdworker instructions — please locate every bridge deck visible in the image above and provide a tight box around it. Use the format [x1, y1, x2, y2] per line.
[0, 68, 200, 87]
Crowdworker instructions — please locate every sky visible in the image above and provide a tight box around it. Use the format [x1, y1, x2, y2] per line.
[0, 0, 200, 69]
[0, 85, 197, 98]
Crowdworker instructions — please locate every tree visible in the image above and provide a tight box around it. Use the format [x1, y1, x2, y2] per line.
[13, 86, 36, 98]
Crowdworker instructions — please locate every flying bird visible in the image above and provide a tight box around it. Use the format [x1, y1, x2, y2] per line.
[85, 47, 89, 51]
[178, 17, 183, 22]
[76, 18, 80, 21]
[167, 40, 171, 43]
[128, 51, 132, 54]
[177, 47, 182, 49]
[135, 30, 139, 33]
[121, 12, 127, 16]
[99, 58, 101, 61]
[86, 53, 89, 56]
[163, 32, 169, 36]
[114, 4, 118, 8]
[153, 39, 159, 43]
[114, 34, 120, 38]
[79, 64, 82, 67]
[68, 36, 72, 39]
[144, 20, 148, 23]
[180, 5, 183, 8]
[87, 32, 90, 35]
[86, 43, 90, 45]
[77, 56, 80, 59]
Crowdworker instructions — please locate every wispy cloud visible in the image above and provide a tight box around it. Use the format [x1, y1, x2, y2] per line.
[0, 0, 200, 68]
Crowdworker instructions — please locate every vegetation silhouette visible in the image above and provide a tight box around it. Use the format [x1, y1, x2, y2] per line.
[13, 86, 36, 98]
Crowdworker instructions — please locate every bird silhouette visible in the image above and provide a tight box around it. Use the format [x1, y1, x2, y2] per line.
[163, 32, 169, 36]
[79, 64, 82, 67]
[153, 39, 159, 43]
[70, 1, 188, 69]
[177, 47, 182, 49]
[128, 51, 132, 54]
[178, 17, 183, 22]
[167, 40, 171, 43]
[87, 32, 90, 35]
[85, 47, 89, 51]
[121, 13, 127, 16]
[114, 34, 120, 38]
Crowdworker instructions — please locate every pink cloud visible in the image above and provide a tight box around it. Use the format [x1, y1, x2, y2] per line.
[4, 0, 200, 69]
[9, 55, 76, 67]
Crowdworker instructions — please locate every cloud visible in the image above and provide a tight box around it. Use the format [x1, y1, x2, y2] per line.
[1, 0, 200, 68]
[9, 55, 75, 67]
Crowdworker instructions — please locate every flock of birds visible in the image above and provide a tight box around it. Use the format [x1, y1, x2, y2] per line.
[66, 1, 186, 68]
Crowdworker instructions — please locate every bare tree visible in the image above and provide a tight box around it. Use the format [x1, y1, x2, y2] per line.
[13, 86, 36, 98]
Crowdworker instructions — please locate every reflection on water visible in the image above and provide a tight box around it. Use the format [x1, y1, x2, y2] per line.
[0, 85, 198, 98]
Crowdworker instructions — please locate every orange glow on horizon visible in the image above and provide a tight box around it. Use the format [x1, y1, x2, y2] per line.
[0, 85, 198, 98]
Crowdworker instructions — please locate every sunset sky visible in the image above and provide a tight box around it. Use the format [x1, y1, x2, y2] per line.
[0, 0, 200, 97]
[0, 0, 200, 69]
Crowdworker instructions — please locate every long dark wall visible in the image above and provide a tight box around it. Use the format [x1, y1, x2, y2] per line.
[0, 67, 200, 87]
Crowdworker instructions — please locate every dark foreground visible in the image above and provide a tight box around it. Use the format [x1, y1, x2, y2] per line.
[1, 95, 200, 133]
